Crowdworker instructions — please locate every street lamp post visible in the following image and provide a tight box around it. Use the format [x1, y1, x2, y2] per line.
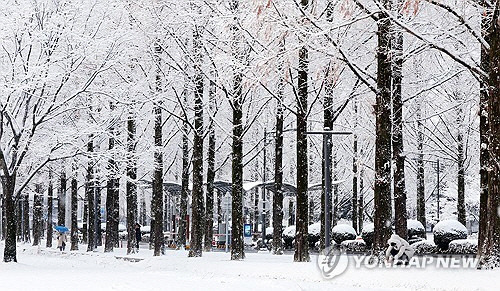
[306, 129, 351, 250]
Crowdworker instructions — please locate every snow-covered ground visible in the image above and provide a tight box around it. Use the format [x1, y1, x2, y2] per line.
[1, 241, 499, 291]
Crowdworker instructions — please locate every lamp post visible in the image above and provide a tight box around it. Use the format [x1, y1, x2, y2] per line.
[306, 129, 351, 250]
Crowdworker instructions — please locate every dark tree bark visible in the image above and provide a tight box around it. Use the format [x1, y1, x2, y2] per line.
[352, 101, 358, 234]
[96, 186, 102, 247]
[152, 42, 164, 256]
[392, 0, 407, 240]
[70, 174, 78, 251]
[205, 79, 216, 252]
[479, 4, 500, 268]
[478, 5, 491, 255]
[126, 111, 138, 255]
[457, 127, 466, 226]
[189, 26, 205, 257]
[333, 153, 338, 226]
[32, 183, 43, 246]
[22, 194, 30, 242]
[58, 169, 66, 226]
[82, 177, 88, 245]
[358, 168, 364, 231]
[288, 200, 294, 226]
[105, 104, 120, 252]
[177, 89, 190, 248]
[87, 137, 96, 252]
[373, 0, 393, 255]
[272, 43, 285, 255]
[416, 104, 426, 230]
[230, 0, 245, 261]
[2, 175, 17, 262]
[294, 0, 310, 263]
[47, 170, 54, 248]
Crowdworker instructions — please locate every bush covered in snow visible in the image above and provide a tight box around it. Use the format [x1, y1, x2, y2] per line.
[408, 237, 426, 245]
[308, 223, 321, 250]
[340, 239, 366, 253]
[361, 223, 374, 248]
[407, 220, 426, 239]
[332, 224, 357, 244]
[282, 225, 296, 249]
[433, 220, 467, 250]
[413, 240, 439, 255]
[448, 239, 477, 255]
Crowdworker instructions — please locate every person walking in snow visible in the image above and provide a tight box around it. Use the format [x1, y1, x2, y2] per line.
[385, 234, 415, 265]
[135, 223, 142, 250]
[57, 231, 67, 251]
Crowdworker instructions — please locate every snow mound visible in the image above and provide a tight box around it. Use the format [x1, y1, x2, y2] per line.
[413, 240, 439, 255]
[362, 223, 374, 234]
[332, 224, 357, 244]
[340, 239, 366, 253]
[361, 223, 374, 248]
[448, 239, 478, 255]
[265, 227, 274, 236]
[309, 223, 321, 236]
[407, 219, 426, 238]
[433, 220, 467, 250]
[283, 225, 296, 237]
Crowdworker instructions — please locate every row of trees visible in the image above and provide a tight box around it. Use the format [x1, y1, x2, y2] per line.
[1, 0, 499, 267]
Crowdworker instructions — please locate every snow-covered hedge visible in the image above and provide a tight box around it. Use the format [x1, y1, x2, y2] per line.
[413, 240, 439, 255]
[448, 239, 477, 255]
[433, 220, 467, 250]
[408, 237, 426, 245]
[361, 223, 374, 248]
[332, 224, 357, 244]
[407, 220, 426, 239]
[340, 239, 366, 253]
[308, 223, 321, 250]
[283, 225, 296, 249]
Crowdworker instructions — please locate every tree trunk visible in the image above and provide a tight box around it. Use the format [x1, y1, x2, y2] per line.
[294, 0, 310, 262]
[457, 129, 466, 226]
[373, 0, 393, 254]
[127, 111, 138, 255]
[479, 4, 500, 268]
[352, 101, 359, 234]
[392, 2, 407, 240]
[58, 169, 66, 226]
[47, 170, 54, 248]
[230, 0, 245, 261]
[478, 5, 491, 255]
[333, 152, 338, 226]
[358, 168, 364, 232]
[32, 183, 43, 246]
[273, 49, 285, 255]
[70, 174, 79, 251]
[189, 27, 205, 257]
[86, 138, 96, 252]
[152, 41, 164, 256]
[23, 194, 30, 242]
[205, 79, 216, 252]
[178, 91, 190, 248]
[105, 107, 120, 253]
[3, 175, 17, 262]
[416, 103, 426, 231]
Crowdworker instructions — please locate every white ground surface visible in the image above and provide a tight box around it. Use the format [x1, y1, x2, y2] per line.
[1, 241, 499, 291]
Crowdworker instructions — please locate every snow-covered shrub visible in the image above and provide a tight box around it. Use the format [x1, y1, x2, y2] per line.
[308, 223, 321, 250]
[361, 223, 374, 248]
[407, 220, 426, 239]
[332, 224, 357, 244]
[413, 240, 439, 255]
[265, 227, 273, 241]
[408, 237, 425, 245]
[283, 225, 296, 249]
[340, 239, 366, 253]
[433, 220, 467, 250]
[448, 239, 477, 255]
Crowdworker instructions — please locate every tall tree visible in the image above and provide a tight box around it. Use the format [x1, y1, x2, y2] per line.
[230, 0, 245, 261]
[152, 41, 164, 256]
[70, 167, 79, 251]
[373, 0, 393, 255]
[272, 39, 285, 255]
[87, 138, 96, 252]
[46, 170, 54, 248]
[105, 104, 120, 253]
[479, 3, 500, 268]
[58, 168, 67, 226]
[416, 102, 426, 229]
[189, 24, 205, 258]
[32, 183, 43, 246]
[391, 0, 407, 240]
[205, 78, 216, 252]
[294, 0, 310, 263]
[126, 110, 138, 254]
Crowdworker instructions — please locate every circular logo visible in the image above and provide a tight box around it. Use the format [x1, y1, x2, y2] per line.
[316, 247, 349, 279]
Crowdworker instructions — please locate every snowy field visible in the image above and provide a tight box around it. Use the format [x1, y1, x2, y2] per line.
[1, 242, 499, 291]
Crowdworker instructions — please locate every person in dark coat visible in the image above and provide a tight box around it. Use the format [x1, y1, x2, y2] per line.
[135, 223, 141, 250]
